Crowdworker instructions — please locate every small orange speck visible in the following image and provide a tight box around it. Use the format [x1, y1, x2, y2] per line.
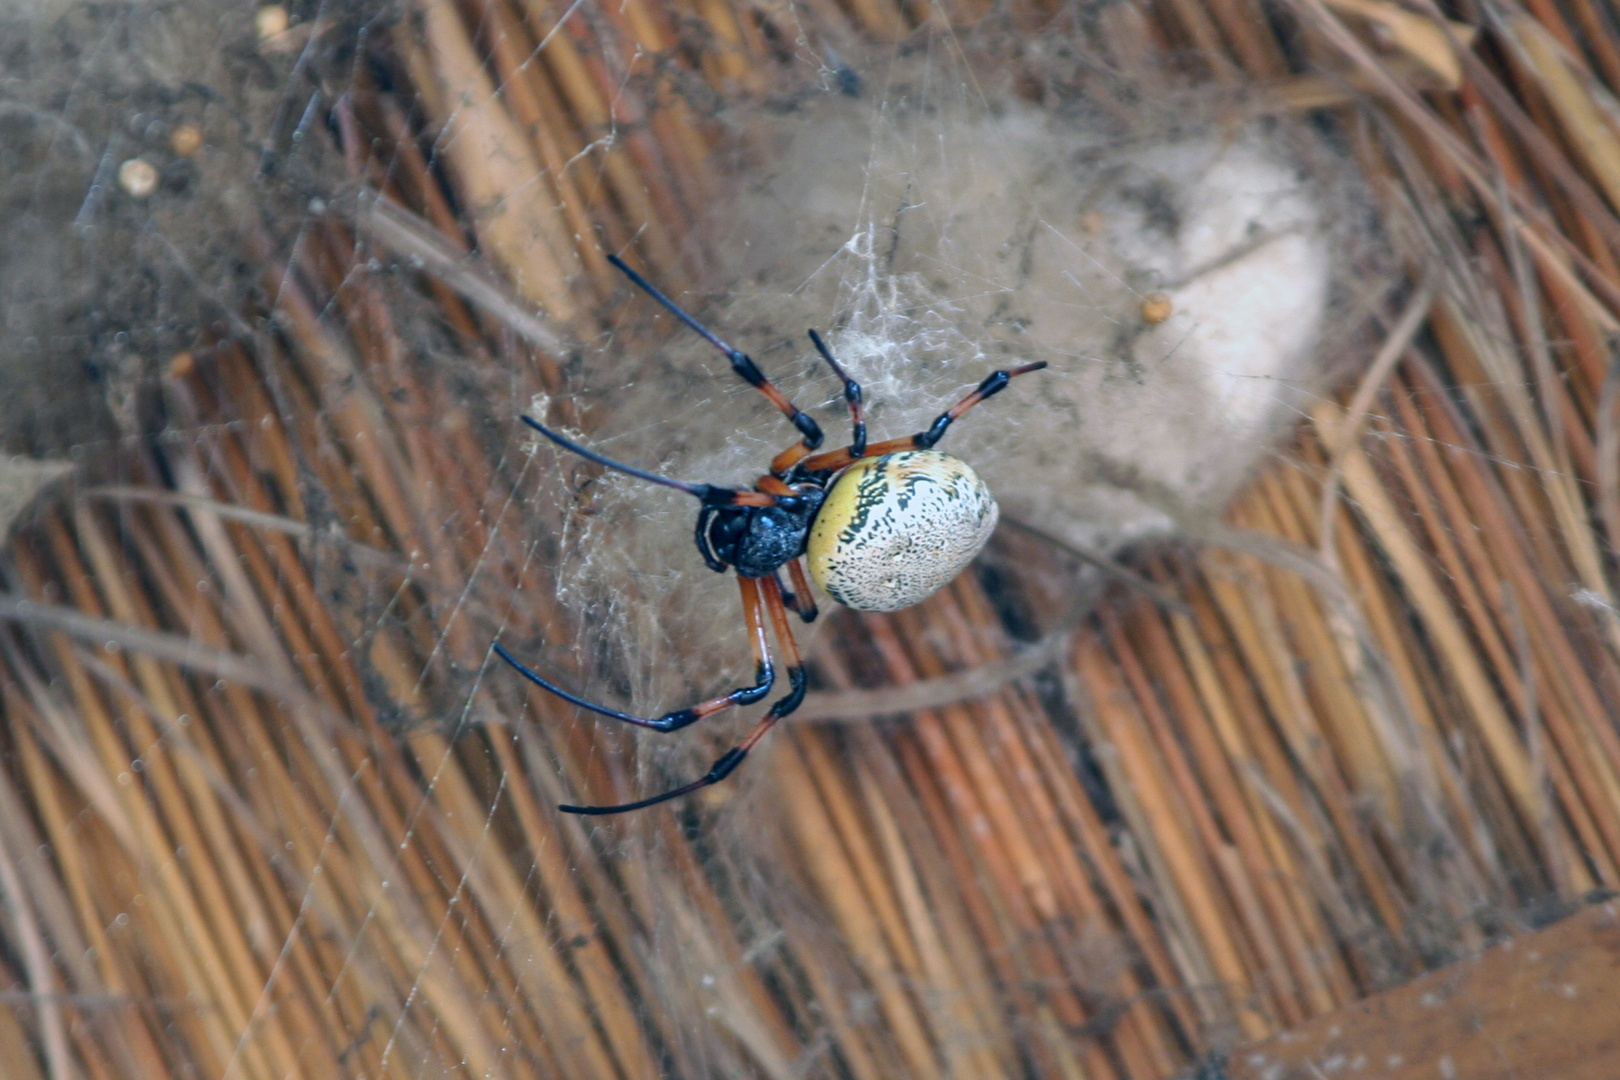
[170, 123, 203, 157]
[168, 351, 196, 379]
[1140, 293, 1172, 325]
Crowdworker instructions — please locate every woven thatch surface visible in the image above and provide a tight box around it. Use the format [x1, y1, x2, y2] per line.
[4, 0, 1620, 1077]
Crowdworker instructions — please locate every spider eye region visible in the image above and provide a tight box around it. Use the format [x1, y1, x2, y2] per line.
[806, 450, 999, 612]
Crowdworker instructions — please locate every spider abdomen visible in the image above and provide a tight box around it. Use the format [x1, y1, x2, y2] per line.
[806, 450, 999, 612]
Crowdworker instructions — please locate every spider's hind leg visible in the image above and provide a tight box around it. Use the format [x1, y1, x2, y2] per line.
[496, 576, 774, 736]
[557, 574, 808, 815]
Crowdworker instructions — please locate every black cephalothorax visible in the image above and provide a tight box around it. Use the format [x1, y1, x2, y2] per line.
[697, 489, 827, 579]
[495, 253, 1044, 815]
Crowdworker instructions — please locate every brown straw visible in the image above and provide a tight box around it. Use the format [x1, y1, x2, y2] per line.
[6, 0, 1620, 1075]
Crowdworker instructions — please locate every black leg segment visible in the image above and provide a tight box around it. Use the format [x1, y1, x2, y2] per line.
[494, 643, 773, 733]
[608, 254, 824, 449]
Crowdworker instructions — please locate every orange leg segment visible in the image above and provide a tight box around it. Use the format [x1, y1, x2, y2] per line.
[800, 361, 1046, 474]
[554, 574, 809, 816]
[779, 558, 819, 623]
[495, 574, 774, 743]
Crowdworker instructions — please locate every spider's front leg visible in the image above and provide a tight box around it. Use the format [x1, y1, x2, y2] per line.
[809, 329, 866, 457]
[558, 575, 808, 816]
[607, 254, 825, 467]
[799, 361, 1048, 473]
[769, 329, 867, 476]
[494, 575, 774, 734]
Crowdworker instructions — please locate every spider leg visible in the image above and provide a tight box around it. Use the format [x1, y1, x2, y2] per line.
[778, 558, 819, 623]
[772, 330, 866, 474]
[809, 329, 866, 457]
[496, 577, 773, 734]
[607, 254, 824, 453]
[754, 480, 819, 620]
[521, 415, 796, 510]
[799, 361, 1048, 474]
[756, 475, 796, 497]
[559, 574, 807, 815]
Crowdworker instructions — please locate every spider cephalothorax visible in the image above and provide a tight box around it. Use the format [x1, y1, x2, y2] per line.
[699, 488, 826, 580]
[495, 254, 1044, 815]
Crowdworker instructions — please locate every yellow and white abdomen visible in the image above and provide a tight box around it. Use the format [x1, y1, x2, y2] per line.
[806, 450, 999, 612]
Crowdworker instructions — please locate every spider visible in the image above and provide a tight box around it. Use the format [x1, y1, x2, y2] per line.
[495, 254, 1045, 815]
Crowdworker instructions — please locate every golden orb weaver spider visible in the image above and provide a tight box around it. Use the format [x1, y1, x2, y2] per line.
[496, 254, 1045, 815]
